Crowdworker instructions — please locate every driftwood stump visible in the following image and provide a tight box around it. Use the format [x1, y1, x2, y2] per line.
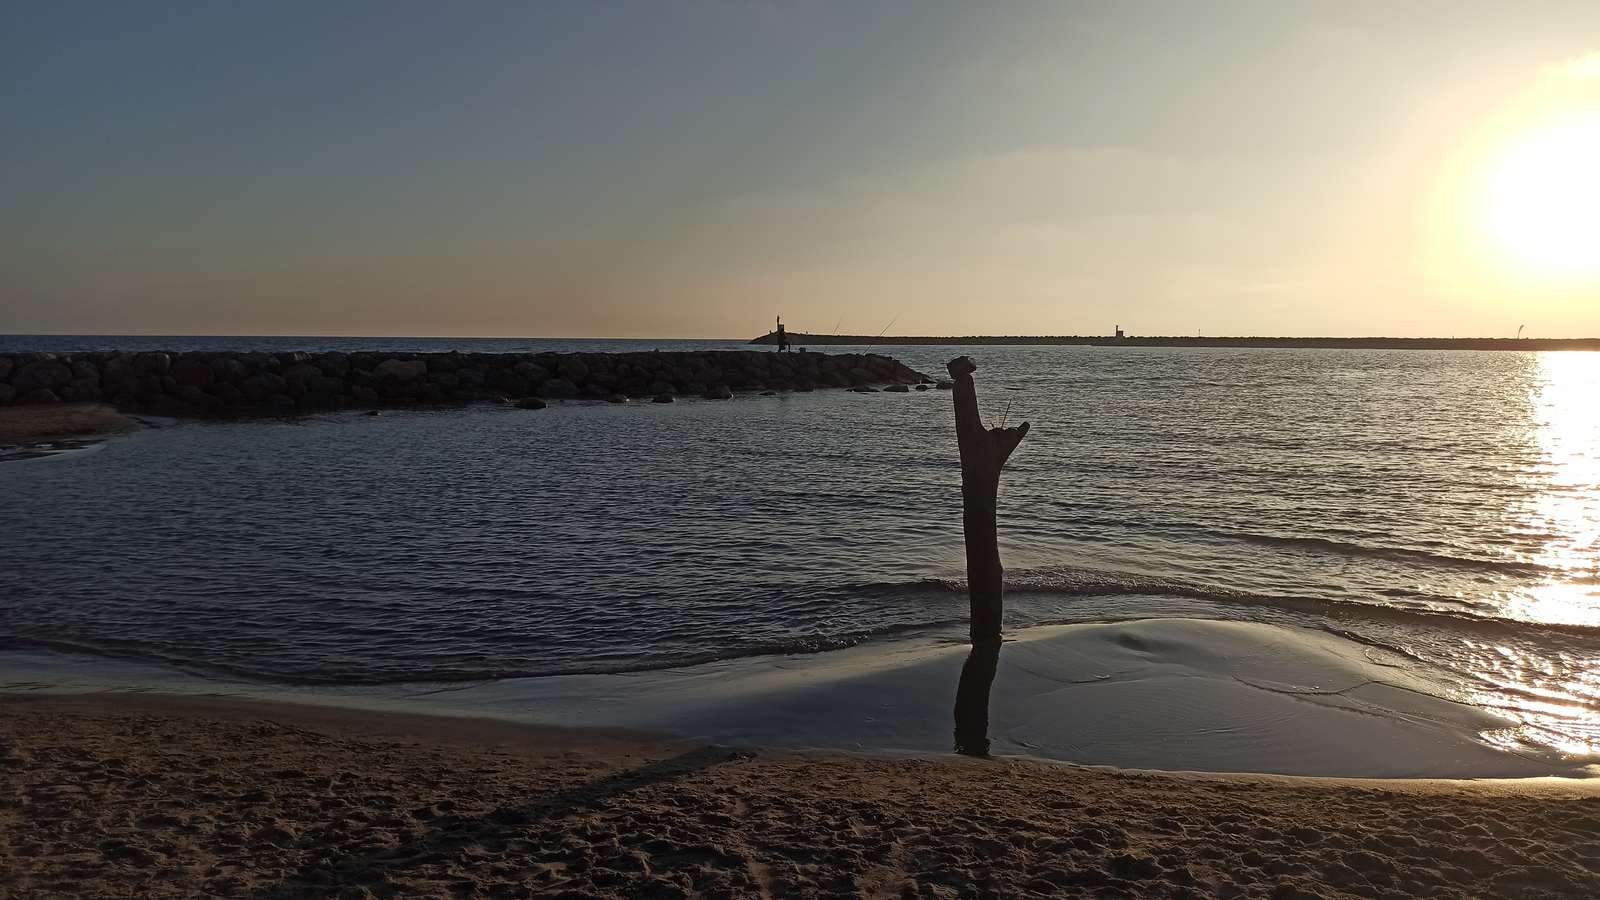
[948, 355, 1029, 643]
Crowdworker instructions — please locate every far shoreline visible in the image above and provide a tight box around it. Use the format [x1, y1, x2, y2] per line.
[751, 332, 1600, 351]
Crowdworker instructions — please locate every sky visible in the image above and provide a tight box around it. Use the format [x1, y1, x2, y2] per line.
[3, 1, 1599, 339]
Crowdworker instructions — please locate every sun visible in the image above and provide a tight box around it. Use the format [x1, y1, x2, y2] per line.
[1478, 110, 1600, 282]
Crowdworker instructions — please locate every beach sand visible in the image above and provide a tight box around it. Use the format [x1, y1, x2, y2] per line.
[3, 692, 1598, 899]
[0, 403, 136, 445]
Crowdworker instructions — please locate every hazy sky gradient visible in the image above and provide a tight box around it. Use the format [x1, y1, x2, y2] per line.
[4, 1, 1599, 338]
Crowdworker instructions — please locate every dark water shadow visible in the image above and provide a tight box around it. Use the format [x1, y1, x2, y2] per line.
[247, 744, 735, 899]
[953, 639, 1001, 757]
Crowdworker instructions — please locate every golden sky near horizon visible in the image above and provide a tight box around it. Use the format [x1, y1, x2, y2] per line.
[3, 3, 1598, 338]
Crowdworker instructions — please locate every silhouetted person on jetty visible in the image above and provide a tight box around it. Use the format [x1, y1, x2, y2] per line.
[946, 355, 1028, 756]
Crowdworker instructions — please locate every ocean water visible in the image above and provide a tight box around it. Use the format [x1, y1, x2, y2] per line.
[3, 337, 1598, 757]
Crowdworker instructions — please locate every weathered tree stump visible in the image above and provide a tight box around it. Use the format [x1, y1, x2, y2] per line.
[947, 355, 1028, 643]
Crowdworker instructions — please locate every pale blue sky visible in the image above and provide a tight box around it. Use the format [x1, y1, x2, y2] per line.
[4, 1, 1599, 337]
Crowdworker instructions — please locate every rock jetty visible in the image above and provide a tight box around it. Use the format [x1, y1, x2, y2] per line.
[0, 350, 933, 418]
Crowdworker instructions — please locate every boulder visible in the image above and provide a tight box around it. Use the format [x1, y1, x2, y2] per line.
[702, 385, 734, 400]
[850, 386, 879, 393]
[315, 352, 350, 378]
[606, 394, 627, 404]
[515, 397, 547, 410]
[176, 385, 220, 414]
[582, 383, 610, 399]
[17, 385, 58, 403]
[428, 352, 463, 373]
[67, 378, 103, 402]
[538, 379, 580, 399]
[298, 391, 344, 410]
[557, 358, 589, 383]
[647, 380, 675, 396]
[147, 395, 195, 417]
[382, 379, 421, 400]
[936, 381, 955, 390]
[0, 356, 13, 382]
[209, 382, 244, 407]
[169, 358, 216, 389]
[10, 361, 72, 393]
[70, 360, 100, 381]
[281, 363, 322, 396]
[351, 385, 381, 404]
[375, 359, 427, 382]
[239, 373, 288, 401]
[513, 361, 549, 381]
[884, 384, 910, 393]
[652, 394, 675, 404]
[308, 375, 348, 396]
[915, 384, 929, 391]
[132, 352, 170, 374]
[210, 356, 249, 382]
[0, 384, 13, 404]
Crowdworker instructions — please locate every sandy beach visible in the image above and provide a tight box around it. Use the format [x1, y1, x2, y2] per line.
[3, 692, 1598, 899]
[0, 403, 136, 446]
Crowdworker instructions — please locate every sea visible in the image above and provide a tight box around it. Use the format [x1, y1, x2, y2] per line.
[3, 336, 1598, 758]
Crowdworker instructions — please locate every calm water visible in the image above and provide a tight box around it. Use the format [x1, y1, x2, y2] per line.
[4, 337, 1598, 757]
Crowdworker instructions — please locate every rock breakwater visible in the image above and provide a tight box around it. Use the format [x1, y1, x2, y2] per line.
[0, 350, 933, 418]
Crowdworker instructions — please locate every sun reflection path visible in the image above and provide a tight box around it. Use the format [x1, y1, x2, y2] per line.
[1477, 352, 1600, 756]
[1511, 352, 1600, 625]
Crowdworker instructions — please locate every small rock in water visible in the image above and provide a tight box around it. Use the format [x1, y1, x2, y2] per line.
[652, 394, 674, 404]
[884, 384, 910, 393]
[702, 385, 734, 400]
[760, 390, 777, 396]
[606, 394, 628, 404]
[515, 397, 547, 410]
[850, 386, 879, 393]
[915, 384, 929, 391]
[364, 410, 382, 416]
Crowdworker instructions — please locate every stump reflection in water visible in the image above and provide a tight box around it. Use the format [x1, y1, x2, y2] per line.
[952, 639, 1001, 757]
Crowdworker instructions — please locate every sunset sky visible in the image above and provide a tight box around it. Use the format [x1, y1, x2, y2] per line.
[4, 1, 1599, 339]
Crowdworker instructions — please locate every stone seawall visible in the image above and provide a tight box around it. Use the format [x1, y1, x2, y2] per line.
[0, 350, 933, 417]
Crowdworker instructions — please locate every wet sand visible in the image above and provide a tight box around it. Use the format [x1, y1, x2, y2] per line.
[0, 403, 136, 450]
[3, 692, 1598, 899]
[0, 402, 136, 443]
